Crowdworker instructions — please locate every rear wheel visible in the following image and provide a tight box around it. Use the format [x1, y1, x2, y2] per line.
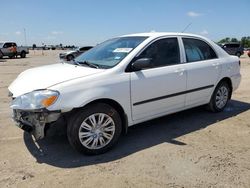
[67, 103, 122, 155]
[236, 52, 241, 57]
[208, 81, 231, 112]
[20, 51, 26, 58]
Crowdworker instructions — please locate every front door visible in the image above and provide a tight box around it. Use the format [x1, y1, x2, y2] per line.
[130, 37, 187, 121]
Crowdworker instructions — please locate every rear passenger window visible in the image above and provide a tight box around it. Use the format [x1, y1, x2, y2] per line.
[183, 38, 217, 62]
[138, 38, 180, 68]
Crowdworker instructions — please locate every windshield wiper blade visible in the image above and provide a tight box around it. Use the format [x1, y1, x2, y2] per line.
[74, 60, 99, 69]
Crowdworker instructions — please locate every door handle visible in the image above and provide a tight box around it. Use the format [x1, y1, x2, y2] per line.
[174, 68, 185, 75]
[212, 62, 219, 69]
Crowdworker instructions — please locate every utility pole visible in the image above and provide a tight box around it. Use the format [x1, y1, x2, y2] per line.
[23, 28, 27, 46]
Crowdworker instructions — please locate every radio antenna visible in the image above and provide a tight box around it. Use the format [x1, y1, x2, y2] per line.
[182, 23, 192, 33]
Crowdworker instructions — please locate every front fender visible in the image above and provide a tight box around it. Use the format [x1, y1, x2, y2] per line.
[47, 73, 133, 125]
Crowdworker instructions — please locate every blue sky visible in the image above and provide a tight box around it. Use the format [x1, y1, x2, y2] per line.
[0, 0, 249, 46]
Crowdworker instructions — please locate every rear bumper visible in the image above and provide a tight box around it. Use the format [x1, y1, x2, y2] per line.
[231, 73, 241, 91]
[12, 109, 61, 140]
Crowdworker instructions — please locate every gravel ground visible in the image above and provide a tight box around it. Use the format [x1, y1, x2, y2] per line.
[0, 50, 250, 188]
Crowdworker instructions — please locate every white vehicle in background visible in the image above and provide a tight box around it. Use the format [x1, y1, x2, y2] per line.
[0, 42, 29, 58]
[8, 32, 241, 155]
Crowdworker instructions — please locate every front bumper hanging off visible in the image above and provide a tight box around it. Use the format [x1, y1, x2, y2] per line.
[12, 109, 61, 140]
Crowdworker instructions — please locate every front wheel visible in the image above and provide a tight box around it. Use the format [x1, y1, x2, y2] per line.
[67, 103, 122, 155]
[66, 55, 74, 61]
[208, 82, 231, 112]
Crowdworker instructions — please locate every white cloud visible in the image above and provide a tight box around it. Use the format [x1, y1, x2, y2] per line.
[200, 30, 209, 35]
[51, 31, 63, 35]
[45, 35, 56, 40]
[15, 31, 22, 35]
[187, 11, 201, 17]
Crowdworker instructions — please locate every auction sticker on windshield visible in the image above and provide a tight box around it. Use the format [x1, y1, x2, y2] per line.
[113, 48, 133, 53]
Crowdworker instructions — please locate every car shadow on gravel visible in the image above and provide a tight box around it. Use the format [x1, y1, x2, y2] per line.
[23, 99, 250, 168]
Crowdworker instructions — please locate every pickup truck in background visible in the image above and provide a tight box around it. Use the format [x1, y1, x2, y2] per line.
[0, 42, 29, 58]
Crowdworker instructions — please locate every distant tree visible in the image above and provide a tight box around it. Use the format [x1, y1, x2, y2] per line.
[32, 44, 37, 49]
[231, 38, 238, 42]
[240, 36, 250, 48]
[218, 36, 250, 48]
[218, 37, 231, 44]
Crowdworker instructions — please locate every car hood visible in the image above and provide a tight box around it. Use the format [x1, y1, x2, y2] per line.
[60, 50, 76, 55]
[8, 63, 104, 97]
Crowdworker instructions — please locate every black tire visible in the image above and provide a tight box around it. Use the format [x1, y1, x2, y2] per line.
[236, 52, 241, 57]
[20, 51, 26, 58]
[67, 103, 122, 155]
[207, 81, 231, 112]
[66, 55, 74, 61]
[0, 50, 3, 58]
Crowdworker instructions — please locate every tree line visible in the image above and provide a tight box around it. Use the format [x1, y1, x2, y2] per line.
[218, 36, 250, 48]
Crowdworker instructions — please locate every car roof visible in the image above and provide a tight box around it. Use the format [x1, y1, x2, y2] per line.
[221, 42, 241, 45]
[121, 32, 207, 39]
[0, 41, 15, 43]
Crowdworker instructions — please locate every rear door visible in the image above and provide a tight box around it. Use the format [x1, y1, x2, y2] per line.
[130, 37, 187, 121]
[181, 37, 221, 106]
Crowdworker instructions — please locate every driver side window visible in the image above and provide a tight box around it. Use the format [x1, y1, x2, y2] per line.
[138, 37, 180, 68]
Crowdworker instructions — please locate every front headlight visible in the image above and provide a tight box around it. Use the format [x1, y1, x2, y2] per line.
[10, 90, 59, 110]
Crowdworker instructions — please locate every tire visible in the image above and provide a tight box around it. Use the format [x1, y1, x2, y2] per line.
[236, 52, 241, 57]
[20, 51, 26, 58]
[66, 55, 74, 61]
[207, 81, 231, 112]
[67, 103, 122, 155]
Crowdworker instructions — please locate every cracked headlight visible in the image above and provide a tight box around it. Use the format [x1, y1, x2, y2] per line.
[10, 90, 59, 110]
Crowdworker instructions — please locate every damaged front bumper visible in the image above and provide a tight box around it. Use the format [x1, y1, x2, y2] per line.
[12, 109, 61, 140]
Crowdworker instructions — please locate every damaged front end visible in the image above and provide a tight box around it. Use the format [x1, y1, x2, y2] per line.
[12, 109, 61, 140]
[9, 89, 61, 140]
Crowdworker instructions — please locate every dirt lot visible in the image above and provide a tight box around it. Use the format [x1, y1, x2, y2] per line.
[0, 50, 250, 188]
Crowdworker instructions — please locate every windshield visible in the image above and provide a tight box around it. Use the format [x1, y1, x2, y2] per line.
[0, 43, 4, 48]
[74, 36, 147, 69]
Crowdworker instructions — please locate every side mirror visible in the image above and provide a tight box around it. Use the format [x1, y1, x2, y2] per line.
[131, 58, 152, 71]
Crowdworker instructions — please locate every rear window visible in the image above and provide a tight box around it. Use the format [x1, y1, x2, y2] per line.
[183, 38, 217, 62]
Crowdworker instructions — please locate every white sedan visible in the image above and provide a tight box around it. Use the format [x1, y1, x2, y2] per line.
[8, 32, 241, 155]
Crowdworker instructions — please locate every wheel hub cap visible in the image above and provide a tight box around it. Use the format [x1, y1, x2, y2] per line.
[78, 113, 115, 150]
[215, 86, 229, 109]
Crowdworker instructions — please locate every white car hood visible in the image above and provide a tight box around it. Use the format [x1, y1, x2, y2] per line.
[9, 63, 104, 97]
[61, 50, 76, 55]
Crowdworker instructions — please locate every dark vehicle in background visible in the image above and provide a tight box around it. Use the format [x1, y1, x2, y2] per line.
[247, 49, 250, 57]
[220, 42, 244, 57]
[0, 49, 3, 58]
[0, 42, 29, 58]
[59, 46, 93, 61]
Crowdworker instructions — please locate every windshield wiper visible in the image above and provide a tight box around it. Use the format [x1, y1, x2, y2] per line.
[73, 60, 99, 69]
